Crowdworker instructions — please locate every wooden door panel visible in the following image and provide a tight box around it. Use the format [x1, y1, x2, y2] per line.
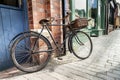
[0, 8, 26, 70]
[0, 8, 7, 67]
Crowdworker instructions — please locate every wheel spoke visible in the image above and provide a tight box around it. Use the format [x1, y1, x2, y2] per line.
[23, 34, 31, 50]
[15, 50, 30, 53]
[16, 53, 30, 63]
[71, 31, 92, 59]
[11, 32, 52, 72]
[24, 56, 32, 64]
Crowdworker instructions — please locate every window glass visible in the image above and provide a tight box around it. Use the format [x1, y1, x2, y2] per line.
[88, 0, 97, 27]
[91, 0, 97, 23]
[75, 0, 86, 18]
[0, 0, 20, 7]
[109, 1, 115, 24]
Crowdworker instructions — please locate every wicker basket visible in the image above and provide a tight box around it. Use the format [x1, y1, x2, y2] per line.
[70, 18, 88, 29]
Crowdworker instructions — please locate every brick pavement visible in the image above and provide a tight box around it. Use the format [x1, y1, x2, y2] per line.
[1, 29, 120, 80]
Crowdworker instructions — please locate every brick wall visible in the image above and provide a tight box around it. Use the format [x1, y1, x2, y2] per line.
[27, 0, 46, 29]
[50, 0, 62, 43]
[27, 0, 33, 29]
[27, 0, 62, 57]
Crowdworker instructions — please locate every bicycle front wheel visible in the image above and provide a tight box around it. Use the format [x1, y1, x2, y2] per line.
[69, 31, 93, 59]
[11, 32, 52, 73]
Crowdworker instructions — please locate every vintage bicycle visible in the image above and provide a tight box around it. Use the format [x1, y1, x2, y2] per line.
[9, 11, 93, 73]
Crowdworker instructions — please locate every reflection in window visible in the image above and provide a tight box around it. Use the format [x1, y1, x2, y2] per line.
[109, 1, 115, 25]
[88, 0, 97, 26]
[91, 0, 97, 23]
[75, 0, 86, 18]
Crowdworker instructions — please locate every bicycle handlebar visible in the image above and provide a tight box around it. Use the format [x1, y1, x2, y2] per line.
[47, 10, 71, 23]
[39, 10, 71, 25]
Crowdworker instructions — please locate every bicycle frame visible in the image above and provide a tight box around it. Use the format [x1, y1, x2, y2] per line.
[39, 23, 73, 53]
[9, 22, 82, 55]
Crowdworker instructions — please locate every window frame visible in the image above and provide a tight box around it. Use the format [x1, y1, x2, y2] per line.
[0, 0, 22, 10]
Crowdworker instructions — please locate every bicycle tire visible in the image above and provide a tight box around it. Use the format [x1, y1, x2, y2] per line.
[10, 32, 52, 73]
[9, 31, 38, 51]
[69, 31, 93, 59]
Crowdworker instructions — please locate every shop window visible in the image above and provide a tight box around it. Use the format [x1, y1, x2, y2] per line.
[0, 0, 22, 8]
[75, 0, 86, 18]
[91, 0, 97, 23]
[109, 4, 114, 24]
[88, 0, 97, 27]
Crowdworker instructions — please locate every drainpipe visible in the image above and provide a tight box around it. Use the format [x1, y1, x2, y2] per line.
[105, 1, 109, 35]
[62, 0, 66, 56]
[70, 0, 75, 21]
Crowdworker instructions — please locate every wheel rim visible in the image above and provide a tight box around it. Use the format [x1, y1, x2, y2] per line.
[12, 34, 51, 72]
[72, 32, 92, 59]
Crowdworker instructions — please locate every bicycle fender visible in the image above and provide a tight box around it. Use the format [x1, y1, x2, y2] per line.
[68, 35, 73, 53]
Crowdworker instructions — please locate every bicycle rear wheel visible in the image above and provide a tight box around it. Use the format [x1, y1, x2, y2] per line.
[69, 31, 93, 59]
[11, 32, 52, 73]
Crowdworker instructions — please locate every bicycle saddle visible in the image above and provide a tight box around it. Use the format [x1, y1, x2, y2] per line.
[39, 19, 49, 24]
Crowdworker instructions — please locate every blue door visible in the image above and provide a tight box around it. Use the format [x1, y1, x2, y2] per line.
[0, 0, 28, 71]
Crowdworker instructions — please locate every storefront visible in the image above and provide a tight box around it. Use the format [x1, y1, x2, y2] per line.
[70, 0, 106, 36]
[87, 0, 106, 36]
[87, 0, 117, 35]
[106, 0, 117, 34]
[70, 0, 91, 35]
[114, 3, 120, 28]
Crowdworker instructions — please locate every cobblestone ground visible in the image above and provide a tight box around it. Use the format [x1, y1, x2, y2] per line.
[1, 29, 120, 80]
